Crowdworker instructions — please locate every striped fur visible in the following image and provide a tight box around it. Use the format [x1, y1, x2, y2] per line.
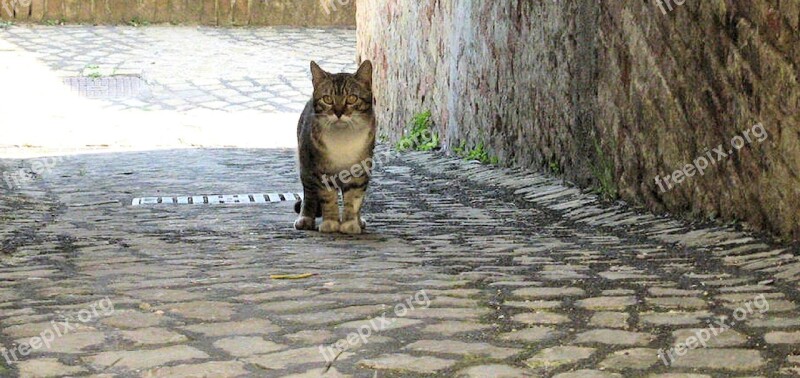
[294, 60, 375, 234]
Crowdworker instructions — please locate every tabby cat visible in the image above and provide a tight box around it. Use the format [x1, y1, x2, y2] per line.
[293, 60, 375, 234]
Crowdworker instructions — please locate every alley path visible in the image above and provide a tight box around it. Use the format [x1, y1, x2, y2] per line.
[1, 25, 800, 378]
[1, 146, 799, 377]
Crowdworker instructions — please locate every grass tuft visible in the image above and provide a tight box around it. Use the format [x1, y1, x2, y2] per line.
[397, 111, 439, 151]
[453, 141, 499, 165]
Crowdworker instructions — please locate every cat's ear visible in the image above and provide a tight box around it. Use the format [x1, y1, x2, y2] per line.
[355, 60, 373, 87]
[310, 61, 328, 86]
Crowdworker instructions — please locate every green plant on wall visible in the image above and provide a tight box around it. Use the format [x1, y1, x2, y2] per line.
[549, 160, 561, 175]
[591, 138, 618, 200]
[453, 141, 499, 165]
[128, 17, 150, 27]
[397, 111, 439, 151]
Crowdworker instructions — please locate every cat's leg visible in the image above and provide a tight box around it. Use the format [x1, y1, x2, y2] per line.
[294, 188, 318, 231]
[318, 188, 341, 233]
[340, 186, 366, 234]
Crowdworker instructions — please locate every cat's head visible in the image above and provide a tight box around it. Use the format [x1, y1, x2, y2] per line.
[310, 60, 373, 128]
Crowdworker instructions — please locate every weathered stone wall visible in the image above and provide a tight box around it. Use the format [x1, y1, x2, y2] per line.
[356, 0, 800, 240]
[0, 0, 355, 27]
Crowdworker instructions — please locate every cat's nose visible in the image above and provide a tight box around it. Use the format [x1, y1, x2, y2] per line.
[334, 110, 344, 118]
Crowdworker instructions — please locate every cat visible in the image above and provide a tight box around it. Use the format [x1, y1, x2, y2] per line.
[294, 60, 375, 234]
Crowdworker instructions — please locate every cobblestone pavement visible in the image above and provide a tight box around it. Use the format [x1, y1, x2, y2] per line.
[1, 146, 799, 377]
[2, 25, 800, 378]
[0, 25, 357, 113]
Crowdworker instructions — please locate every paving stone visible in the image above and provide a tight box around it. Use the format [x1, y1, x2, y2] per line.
[647, 297, 708, 310]
[649, 288, 703, 297]
[525, 346, 596, 369]
[16, 358, 87, 378]
[553, 370, 623, 378]
[428, 296, 480, 307]
[764, 331, 800, 344]
[128, 289, 205, 302]
[85, 345, 209, 370]
[602, 289, 636, 296]
[280, 306, 383, 326]
[405, 340, 522, 359]
[421, 321, 494, 336]
[181, 318, 280, 337]
[599, 348, 660, 370]
[336, 317, 422, 331]
[359, 354, 457, 374]
[100, 310, 166, 329]
[247, 346, 351, 370]
[575, 296, 638, 310]
[404, 307, 491, 320]
[278, 367, 350, 378]
[721, 299, 795, 313]
[669, 349, 766, 371]
[504, 300, 562, 310]
[4, 321, 96, 338]
[213, 336, 286, 357]
[499, 326, 562, 342]
[120, 327, 188, 345]
[716, 292, 784, 302]
[574, 329, 655, 346]
[512, 311, 571, 325]
[284, 329, 335, 344]
[141, 361, 249, 377]
[257, 299, 335, 313]
[747, 317, 800, 328]
[513, 287, 586, 299]
[640, 311, 713, 326]
[672, 328, 748, 347]
[160, 301, 236, 321]
[589, 312, 629, 329]
[455, 364, 535, 377]
[18, 331, 107, 354]
[598, 269, 658, 280]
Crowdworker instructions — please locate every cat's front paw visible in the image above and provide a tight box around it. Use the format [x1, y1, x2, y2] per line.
[319, 220, 340, 233]
[340, 220, 362, 235]
[294, 216, 316, 231]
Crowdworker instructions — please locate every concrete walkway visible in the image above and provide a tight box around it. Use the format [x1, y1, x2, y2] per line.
[1, 25, 800, 378]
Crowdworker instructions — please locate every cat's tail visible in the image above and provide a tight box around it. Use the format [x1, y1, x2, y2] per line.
[294, 200, 322, 217]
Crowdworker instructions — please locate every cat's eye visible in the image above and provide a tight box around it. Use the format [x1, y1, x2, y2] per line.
[346, 95, 358, 105]
[321, 95, 333, 105]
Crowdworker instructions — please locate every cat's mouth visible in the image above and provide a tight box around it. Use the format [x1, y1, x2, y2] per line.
[327, 117, 354, 128]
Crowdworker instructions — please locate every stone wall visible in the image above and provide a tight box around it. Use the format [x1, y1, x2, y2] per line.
[0, 0, 355, 27]
[356, 0, 800, 240]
